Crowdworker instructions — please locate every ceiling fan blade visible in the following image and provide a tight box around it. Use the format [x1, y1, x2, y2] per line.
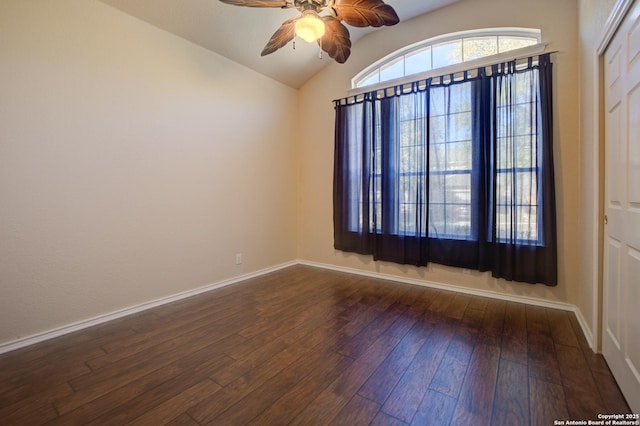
[319, 16, 351, 63]
[261, 18, 297, 56]
[218, 0, 290, 7]
[333, 0, 399, 27]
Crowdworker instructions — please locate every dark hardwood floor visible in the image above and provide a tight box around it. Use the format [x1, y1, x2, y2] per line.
[0, 265, 631, 425]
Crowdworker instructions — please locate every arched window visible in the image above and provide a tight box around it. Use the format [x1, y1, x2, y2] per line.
[352, 28, 542, 89]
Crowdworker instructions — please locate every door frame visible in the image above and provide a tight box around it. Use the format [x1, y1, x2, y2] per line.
[595, 0, 635, 352]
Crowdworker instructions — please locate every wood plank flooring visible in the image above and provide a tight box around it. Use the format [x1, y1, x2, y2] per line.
[0, 265, 631, 425]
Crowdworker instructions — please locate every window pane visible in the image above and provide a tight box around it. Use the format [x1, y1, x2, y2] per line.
[430, 141, 472, 171]
[495, 169, 539, 242]
[448, 112, 472, 142]
[358, 70, 380, 88]
[399, 120, 424, 146]
[380, 57, 404, 82]
[515, 171, 537, 207]
[430, 88, 446, 115]
[399, 176, 414, 202]
[399, 202, 417, 233]
[429, 118, 446, 145]
[496, 205, 539, 241]
[429, 203, 445, 235]
[463, 36, 498, 61]
[446, 203, 471, 236]
[428, 172, 471, 238]
[398, 95, 426, 122]
[448, 85, 472, 113]
[400, 144, 425, 172]
[517, 205, 538, 240]
[515, 102, 534, 135]
[516, 136, 535, 168]
[445, 173, 471, 204]
[447, 141, 472, 170]
[432, 40, 462, 69]
[498, 36, 537, 52]
[496, 171, 513, 206]
[405, 46, 432, 76]
[429, 142, 446, 171]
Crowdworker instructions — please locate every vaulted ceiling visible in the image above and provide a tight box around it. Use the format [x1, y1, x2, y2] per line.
[99, 0, 459, 88]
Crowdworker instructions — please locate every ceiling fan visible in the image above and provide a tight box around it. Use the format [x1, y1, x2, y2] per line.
[218, 0, 400, 63]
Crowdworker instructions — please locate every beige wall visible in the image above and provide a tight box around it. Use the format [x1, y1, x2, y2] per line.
[298, 0, 581, 306]
[577, 0, 617, 346]
[0, 0, 298, 344]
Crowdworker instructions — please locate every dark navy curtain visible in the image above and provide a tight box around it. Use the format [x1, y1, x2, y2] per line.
[333, 54, 557, 285]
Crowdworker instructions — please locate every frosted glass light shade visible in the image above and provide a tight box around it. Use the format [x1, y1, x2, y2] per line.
[295, 11, 325, 43]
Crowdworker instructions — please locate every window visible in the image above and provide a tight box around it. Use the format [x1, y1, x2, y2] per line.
[333, 53, 557, 286]
[352, 28, 541, 89]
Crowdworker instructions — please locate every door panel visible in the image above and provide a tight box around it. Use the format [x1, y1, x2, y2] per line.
[627, 248, 640, 383]
[607, 104, 622, 207]
[629, 85, 640, 207]
[605, 237, 621, 350]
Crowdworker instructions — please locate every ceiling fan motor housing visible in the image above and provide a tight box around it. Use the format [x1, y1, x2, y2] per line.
[294, 0, 327, 12]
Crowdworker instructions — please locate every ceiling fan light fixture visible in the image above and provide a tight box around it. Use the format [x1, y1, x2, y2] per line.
[294, 10, 325, 43]
[220, 0, 399, 63]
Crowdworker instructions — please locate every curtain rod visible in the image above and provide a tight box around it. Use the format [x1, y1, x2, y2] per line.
[338, 46, 558, 103]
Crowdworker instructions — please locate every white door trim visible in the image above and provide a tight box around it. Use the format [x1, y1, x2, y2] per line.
[598, 0, 636, 56]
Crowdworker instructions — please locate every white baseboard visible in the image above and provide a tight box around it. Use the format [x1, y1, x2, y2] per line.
[0, 261, 297, 355]
[298, 260, 597, 350]
[572, 306, 596, 351]
[0, 258, 597, 355]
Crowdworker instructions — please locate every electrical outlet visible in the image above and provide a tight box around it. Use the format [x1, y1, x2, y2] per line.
[462, 268, 471, 275]
[235, 253, 242, 265]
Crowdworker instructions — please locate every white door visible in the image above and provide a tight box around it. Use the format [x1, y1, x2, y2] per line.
[603, 0, 640, 413]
